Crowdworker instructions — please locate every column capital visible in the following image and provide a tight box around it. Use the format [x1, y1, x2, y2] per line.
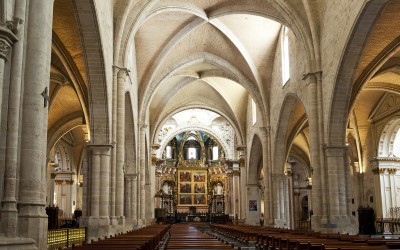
[125, 173, 138, 180]
[259, 126, 270, 136]
[87, 144, 113, 154]
[302, 71, 322, 84]
[65, 180, 74, 185]
[0, 25, 18, 61]
[323, 145, 348, 157]
[117, 68, 129, 78]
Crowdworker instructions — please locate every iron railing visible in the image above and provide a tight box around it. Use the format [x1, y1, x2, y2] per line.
[47, 227, 85, 250]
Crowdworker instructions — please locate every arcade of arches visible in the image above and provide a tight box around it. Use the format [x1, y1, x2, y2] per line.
[0, 0, 400, 249]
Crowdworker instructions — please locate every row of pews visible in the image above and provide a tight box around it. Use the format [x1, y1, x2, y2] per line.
[211, 224, 400, 250]
[64, 224, 170, 250]
[165, 224, 234, 249]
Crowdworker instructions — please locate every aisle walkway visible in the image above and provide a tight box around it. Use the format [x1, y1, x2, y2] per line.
[165, 224, 235, 250]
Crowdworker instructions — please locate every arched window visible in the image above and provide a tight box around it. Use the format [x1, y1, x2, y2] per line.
[166, 145, 172, 159]
[252, 98, 257, 125]
[281, 26, 290, 85]
[393, 129, 400, 157]
[212, 146, 219, 161]
[188, 148, 197, 159]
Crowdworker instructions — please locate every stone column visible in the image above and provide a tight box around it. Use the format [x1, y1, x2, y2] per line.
[125, 175, 132, 218]
[303, 72, 326, 231]
[89, 147, 100, 217]
[287, 165, 294, 229]
[225, 172, 232, 214]
[86, 144, 112, 241]
[116, 68, 127, 219]
[139, 124, 147, 223]
[0, 5, 20, 238]
[294, 192, 301, 229]
[99, 146, 112, 218]
[389, 168, 397, 209]
[236, 146, 245, 219]
[260, 127, 272, 225]
[0, 23, 17, 118]
[81, 146, 89, 219]
[324, 146, 352, 231]
[232, 171, 240, 219]
[110, 66, 118, 218]
[49, 173, 56, 206]
[131, 174, 138, 222]
[17, 1, 53, 248]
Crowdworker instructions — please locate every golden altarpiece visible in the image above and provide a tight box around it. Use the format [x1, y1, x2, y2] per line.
[155, 130, 230, 223]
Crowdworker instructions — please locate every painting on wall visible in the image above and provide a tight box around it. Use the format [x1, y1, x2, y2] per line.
[180, 194, 192, 205]
[194, 194, 207, 205]
[193, 171, 206, 182]
[249, 200, 257, 211]
[180, 183, 191, 193]
[179, 171, 191, 182]
[178, 169, 207, 206]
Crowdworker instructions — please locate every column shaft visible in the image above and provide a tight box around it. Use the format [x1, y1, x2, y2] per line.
[110, 66, 118, 217]
[139, 125, 147, 221]
[18, 1, 53, 247]
[304, 73, 326, 231]
[100, 146, 112, 217]
[1, 0, 24, 237]
[131, 175, 138, 220]
[233, 173, 239, 218]
[90, 149, 101, 217]
[260, 127, 271, 224]
[116, 69, 127, 217]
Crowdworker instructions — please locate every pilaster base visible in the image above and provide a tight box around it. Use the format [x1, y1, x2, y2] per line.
[85, 216, 111, 242]
[0, 237, 36, 250]
[109, 216, 125, 237]
[18, 204, 47, 250]
[314, 215, 357, 234]
[1, 201, 18, 237]
[273, 218, 288, 228]
[125, 218, 139, 231]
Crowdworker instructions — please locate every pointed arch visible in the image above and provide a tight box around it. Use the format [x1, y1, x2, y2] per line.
[328, 0, 392, 146]
[73, 0, 110, 144]
[248, 134, 263, 185]
[273, 94, 308, 175]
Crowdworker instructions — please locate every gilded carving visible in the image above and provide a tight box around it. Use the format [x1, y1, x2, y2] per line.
[388, 168, 397, 175]
[65, 180, 74, 185]
[54, 180, 64, 185]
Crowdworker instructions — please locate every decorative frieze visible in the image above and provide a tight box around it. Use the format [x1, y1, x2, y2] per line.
[372, 168, 399, 175]
[54, 180, 63, 185]
[65, 180, 74, 185]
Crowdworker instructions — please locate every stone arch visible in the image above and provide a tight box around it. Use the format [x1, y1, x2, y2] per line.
[328, 0, 392, 147]
[72, 0, 110, 144]
[52, 34, 89, 127]
[153, 105, 243, 149]
[157, 125, 233, 160]
[248, 134, 263, 185]
[116, 1, 315, 75]
[288, 150, 311, 178]
[139, 52, 265, 126]
[378, 117, 400, 157]
[47, 115, 83, 151]
[273, 94, 307, 174]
